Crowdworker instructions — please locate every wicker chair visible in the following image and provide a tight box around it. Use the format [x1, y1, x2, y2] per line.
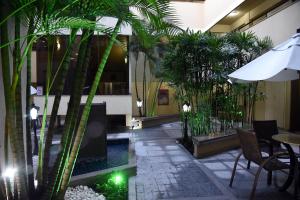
[253, 120, 281, 153]
[229, 129, 290, 200]
[249, 120, 282, 184]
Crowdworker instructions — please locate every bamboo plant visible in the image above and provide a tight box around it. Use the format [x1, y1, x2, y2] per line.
[160, 30, 272, 136]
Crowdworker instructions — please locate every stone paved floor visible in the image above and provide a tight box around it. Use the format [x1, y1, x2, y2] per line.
[132, 122, 294, 200]
[200, 150, 294, 200]
[133, 123, 236, 200]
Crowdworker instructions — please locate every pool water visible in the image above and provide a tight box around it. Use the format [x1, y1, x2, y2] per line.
[72, 139, 129, 176]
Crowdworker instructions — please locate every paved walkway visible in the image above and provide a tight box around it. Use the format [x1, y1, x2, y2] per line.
[132, 123, 237, 200]
[132, 122, 294, 200]
[200, 149, 293, 200]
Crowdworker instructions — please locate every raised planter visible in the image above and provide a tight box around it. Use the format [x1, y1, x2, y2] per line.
[192, 131, 240, 158]
[139, 114, 179, 128]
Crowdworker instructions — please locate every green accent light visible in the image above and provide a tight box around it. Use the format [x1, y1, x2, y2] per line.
[112, 174, 123, 185]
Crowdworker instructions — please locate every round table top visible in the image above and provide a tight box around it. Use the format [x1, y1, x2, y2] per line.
[272, 133, 300, 146]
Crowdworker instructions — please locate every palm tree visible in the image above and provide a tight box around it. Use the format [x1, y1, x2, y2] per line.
[129, 34, 143, 116]
[224, 32, 272, 124]
[130, 27, 174, 117]
[1, 0, 178, 199]
[57, 0, 179, 197]
[42, 28, 78, 188]
[0, 0, 100, 199]
[0, 1, 30, 198]
[44, 28, 95, 200]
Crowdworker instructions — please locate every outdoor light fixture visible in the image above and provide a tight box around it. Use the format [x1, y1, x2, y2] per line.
[182, 102, 191, 141]
[131, 117, 139, 130]
[30, 106, 38, 120]
[2, 167, 17, 179]
[131, 117, 136, 129]
[124, 57, 128, 64]
[31, 104, 40, 155]
[34, 179, 38, 188]
[56, 38, 61, 50]
[182, 102, 191, 113]
[228, 10, 239, 17]
[136, 98, 143, 108]
[136, 98, 143, 117]
[110, 173, 124, 185]
[113, 174, 123, 185]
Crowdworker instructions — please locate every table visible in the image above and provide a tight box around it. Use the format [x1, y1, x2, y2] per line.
[273, 133, 300, 146]
[273, 133, 300, 199]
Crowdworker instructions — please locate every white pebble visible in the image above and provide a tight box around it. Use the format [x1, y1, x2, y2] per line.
[65, 185, 105, 200]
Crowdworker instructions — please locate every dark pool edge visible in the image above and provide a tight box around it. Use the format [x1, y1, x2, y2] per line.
[69, 133, 137, 188]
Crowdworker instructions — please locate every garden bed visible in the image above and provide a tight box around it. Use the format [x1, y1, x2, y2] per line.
[192, 131, 240, 158]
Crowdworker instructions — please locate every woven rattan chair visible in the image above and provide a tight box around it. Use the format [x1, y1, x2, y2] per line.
[253, 120, 281, 153]
[250, 120, 281, 184]
[229, 128, 290, 200]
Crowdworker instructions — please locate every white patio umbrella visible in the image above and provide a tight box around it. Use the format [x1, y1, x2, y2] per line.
[228, 33, 300, 82]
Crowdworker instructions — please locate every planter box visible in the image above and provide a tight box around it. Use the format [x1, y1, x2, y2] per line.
[192, 132, 240, 158]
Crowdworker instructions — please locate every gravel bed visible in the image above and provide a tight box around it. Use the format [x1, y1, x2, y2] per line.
[65, 185, 105, 200]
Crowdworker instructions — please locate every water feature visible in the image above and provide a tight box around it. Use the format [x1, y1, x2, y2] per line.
[72, 138, 129, 176]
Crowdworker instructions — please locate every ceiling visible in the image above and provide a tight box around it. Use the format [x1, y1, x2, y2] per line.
[218, 0, 287, 25]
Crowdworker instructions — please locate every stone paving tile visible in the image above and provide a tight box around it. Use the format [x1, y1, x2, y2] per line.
[133, 124, 236, 200]
[132, 122, 295, 200]
[198, 149, 294, 200]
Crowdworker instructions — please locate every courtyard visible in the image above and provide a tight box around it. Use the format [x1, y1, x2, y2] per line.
[1, 0, 300, 200]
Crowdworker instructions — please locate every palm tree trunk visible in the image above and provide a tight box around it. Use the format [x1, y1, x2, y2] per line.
[134, 52, 142, 116]
[14, 15, 22, 142]
[0, 167, 7, 200]
[42, 29, 77, 187]
[8, 89, 29, 200]
[25, 17, 35, 199]
[1, 9, 28, 200]
[149, 80, 162, 116]
[0, 9, 14, 199]
[0, 4, 51, 196]
[58, 20, 122, 197]
[4, 117, 13, 200]
[37, 35, 55, 187]
[143, 54, 147, 116]
[42, 29, 93, 200]
[0, 0, 12, 134]
[52, 29, 94, 197]
[14, 15, 29, 196]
